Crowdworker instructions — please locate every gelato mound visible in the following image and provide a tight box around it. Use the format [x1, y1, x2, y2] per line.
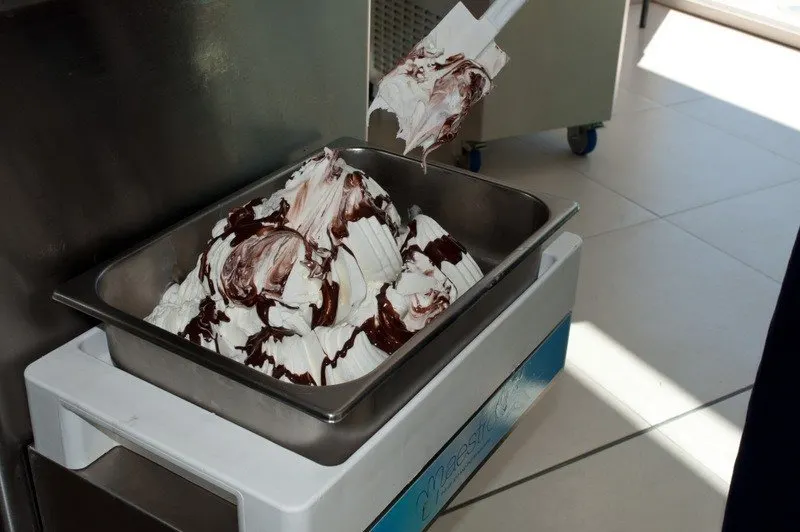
[145, 149, 483, 386]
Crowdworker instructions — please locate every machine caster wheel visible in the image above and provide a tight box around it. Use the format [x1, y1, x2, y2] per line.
[567, 125, 599, 156]
[459, 141, 485, 172]
[468, 149, 482, 172]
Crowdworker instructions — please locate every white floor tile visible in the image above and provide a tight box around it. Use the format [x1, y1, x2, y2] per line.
[479, 138, 657, 238]
[619, 6, 709, 106]
[450, 364, 649, 506]
[619, 65, 709, 107]
[668, 181, 800, 282]
[671, 97, 800, 166]
[563, 106, 800, 215]
[432, 429, 728, 532]
[613, 87, 661, 116]
[477, 134, 574, 177]
[658, 391, 751, 486]
[569, 220, 778, 424]
[633, 5, 800, 132]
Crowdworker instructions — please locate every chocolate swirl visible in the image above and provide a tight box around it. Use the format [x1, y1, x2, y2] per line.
[369, 43, 498, 166]
[236, 295, 316, 386]
[220, 228, 306, 305]
[145, 149, 483, 387]
[180, 296, 229, 346]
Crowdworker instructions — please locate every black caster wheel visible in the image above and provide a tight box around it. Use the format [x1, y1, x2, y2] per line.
[567, 125, 599, 156]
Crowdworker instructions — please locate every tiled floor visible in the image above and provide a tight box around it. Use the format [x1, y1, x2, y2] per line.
[370, 3, 800, 531]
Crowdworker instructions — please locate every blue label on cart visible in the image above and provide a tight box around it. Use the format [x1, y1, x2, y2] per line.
[370, 315, 571, 532]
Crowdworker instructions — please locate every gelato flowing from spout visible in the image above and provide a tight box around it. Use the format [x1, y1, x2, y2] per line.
[369, 42, 508, 166]
[145, 149, 483, 386]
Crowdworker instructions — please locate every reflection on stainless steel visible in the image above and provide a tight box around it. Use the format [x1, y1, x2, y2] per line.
[0, 1, 368, 528]
[54, 139, 577, 465]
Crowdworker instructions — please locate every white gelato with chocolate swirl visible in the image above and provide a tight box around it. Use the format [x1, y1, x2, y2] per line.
[369, 42, 507, 166]
[145, 149, 482, 386]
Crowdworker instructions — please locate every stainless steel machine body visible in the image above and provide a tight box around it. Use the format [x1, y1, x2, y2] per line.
[0, 1, 369, 528]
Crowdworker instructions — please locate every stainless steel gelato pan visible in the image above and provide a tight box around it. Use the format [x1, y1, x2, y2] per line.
[53, 138, 577, 465]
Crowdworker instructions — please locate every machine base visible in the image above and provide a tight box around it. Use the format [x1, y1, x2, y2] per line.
[371, 317, 570, 531]
[26, 233, 581, 531]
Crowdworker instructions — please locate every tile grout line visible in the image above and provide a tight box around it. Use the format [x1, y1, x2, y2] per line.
[541, 123, 666, 219]
[441, 384, 754, 516]
[492, 137, 793, 282]
[564, 153, 798, 257]
[667, 100, 800, 169]
[662, 217, 784, 284]
[582, 216, 781, 291]
[663, 95, 709, 106]
[567, 166, 661, 219]
[562, 105, 800, 220]
[486, 143, 797, 254]
[661, 178, 800, 219]
[620, 79, 708, 108]
[581, 216, 663, 240]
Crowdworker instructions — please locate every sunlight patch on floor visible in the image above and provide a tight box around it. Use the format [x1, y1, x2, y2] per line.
[569, 321, 741, 494]
[636, 9, 800, 131]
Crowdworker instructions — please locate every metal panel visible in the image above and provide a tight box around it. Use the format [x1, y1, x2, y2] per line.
[369, 0, 489, 81]
[0, 0, 368, 529]
[476, 0, 629, 138]
[28, 446, 237, 532]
